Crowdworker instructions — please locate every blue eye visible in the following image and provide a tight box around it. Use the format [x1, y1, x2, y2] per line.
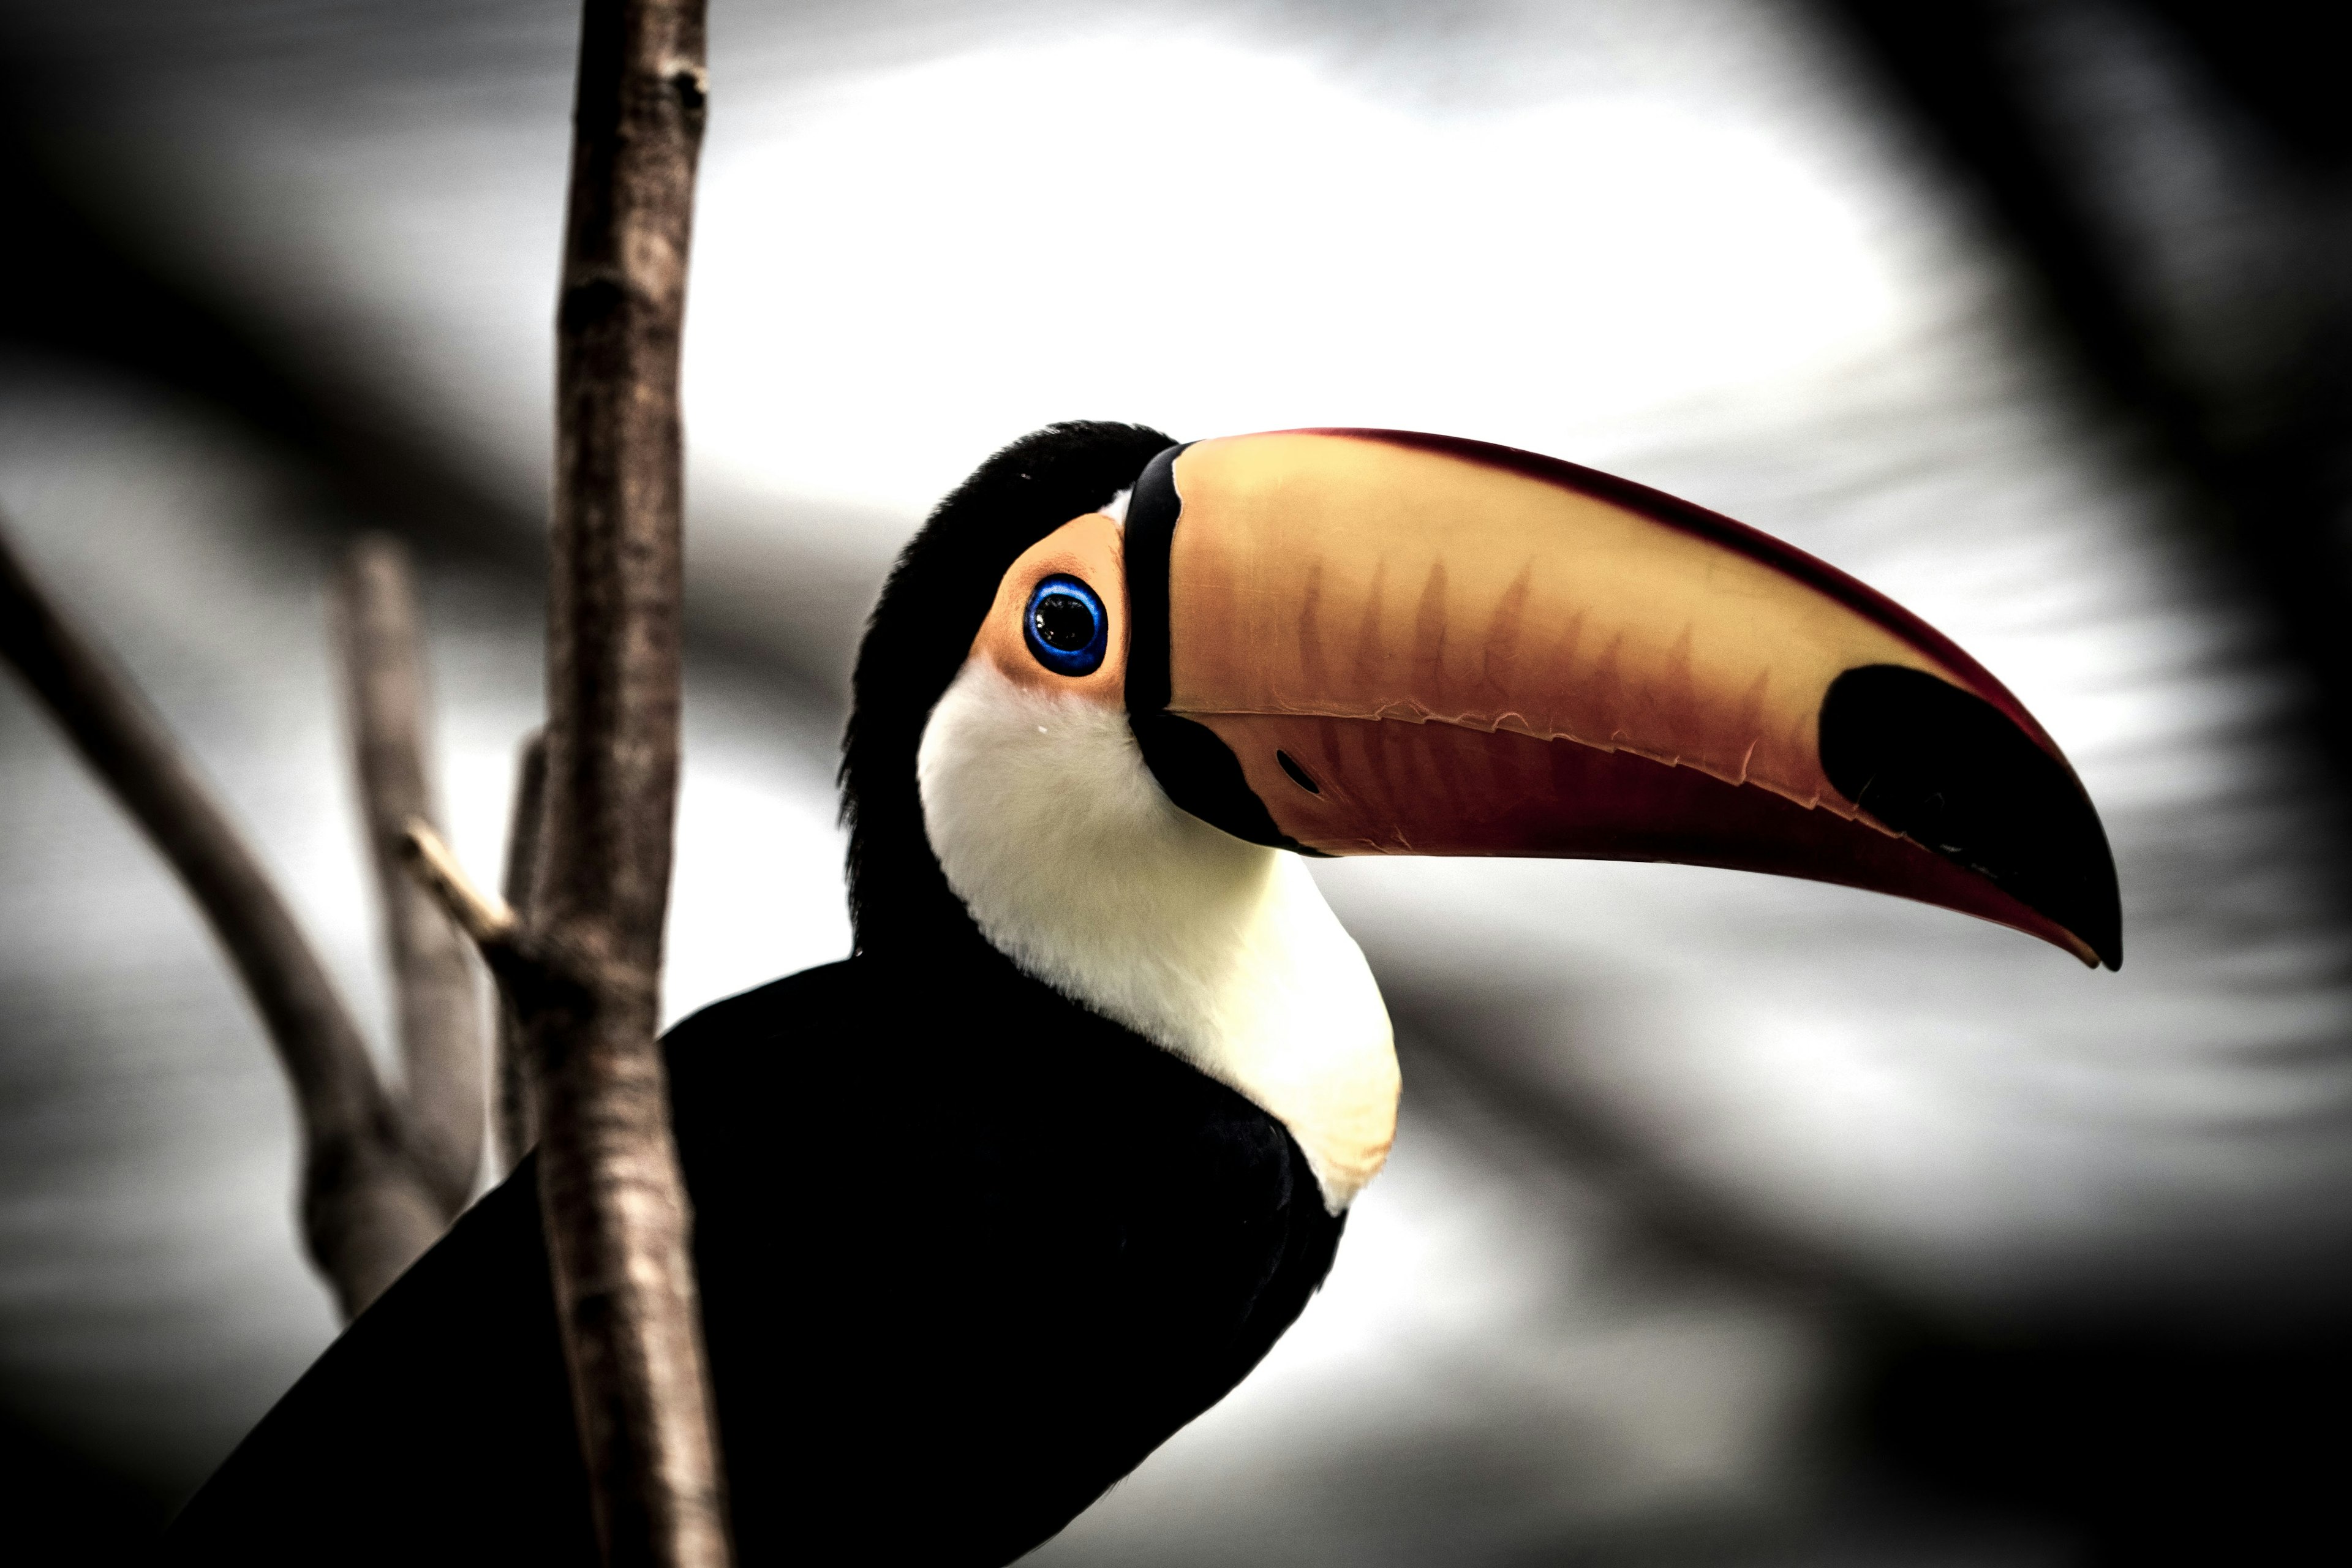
[1023, 574, 1108, 677]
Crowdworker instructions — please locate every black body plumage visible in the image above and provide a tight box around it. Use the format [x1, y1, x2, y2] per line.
[163, 423, 1349, 1563]
[168, 956, 1343, 1563]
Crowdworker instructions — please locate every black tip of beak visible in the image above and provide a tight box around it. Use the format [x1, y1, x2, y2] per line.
[1821, 666, 2123, 969]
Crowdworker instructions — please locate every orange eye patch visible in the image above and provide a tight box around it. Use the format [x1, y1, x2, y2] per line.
[968, 512, 1129, 704]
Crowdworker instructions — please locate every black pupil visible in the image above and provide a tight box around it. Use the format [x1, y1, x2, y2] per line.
[1033, 594, 1096, 652]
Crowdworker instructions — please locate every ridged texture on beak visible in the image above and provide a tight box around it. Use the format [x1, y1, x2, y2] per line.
[1126, 429, 2120, 969]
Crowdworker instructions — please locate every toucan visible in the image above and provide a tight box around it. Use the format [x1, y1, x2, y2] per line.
[162, 421, 2119, 1564]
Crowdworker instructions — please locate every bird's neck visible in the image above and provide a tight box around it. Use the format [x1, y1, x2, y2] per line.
[917, 660, 1398, 1211]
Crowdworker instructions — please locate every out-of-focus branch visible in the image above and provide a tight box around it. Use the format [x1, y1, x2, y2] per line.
[494, 730, 550, 1172]
[0, 516, 441, 1319]
[333, 535, 485, 1217]
[430, 2, 726, 1564]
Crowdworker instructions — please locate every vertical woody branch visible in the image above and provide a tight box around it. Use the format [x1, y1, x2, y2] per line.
[0, 518, 443, 1319]
[404, 4, 722, 1556]
[333, 535, 486, 1215]
[537, 1, 725, 1563]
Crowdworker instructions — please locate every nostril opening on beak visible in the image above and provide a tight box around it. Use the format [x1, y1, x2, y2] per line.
[1276, 751, 1322, 795]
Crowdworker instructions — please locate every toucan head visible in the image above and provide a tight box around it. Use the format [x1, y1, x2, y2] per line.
[843, 421, 2120, 1207]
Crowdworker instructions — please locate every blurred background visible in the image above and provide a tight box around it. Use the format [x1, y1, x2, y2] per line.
[2, 1, 2348, 1561]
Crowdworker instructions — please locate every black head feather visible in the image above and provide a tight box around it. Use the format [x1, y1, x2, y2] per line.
[841, 421, 1178, 956]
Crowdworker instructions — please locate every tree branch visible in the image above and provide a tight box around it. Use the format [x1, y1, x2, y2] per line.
[527, 1, 726, 1563]
[333, 535, 486, 1217]
[403, 818, 516, 947]
[398, 7, 721, 1555]
[0, 514, 441, 1318]
[494, 729, 550, 1172]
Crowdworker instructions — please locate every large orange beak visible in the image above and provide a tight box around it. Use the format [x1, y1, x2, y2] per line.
[1124, 429, 2121, 969]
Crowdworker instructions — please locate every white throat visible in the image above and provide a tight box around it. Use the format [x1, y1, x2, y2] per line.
[916, 659, 1398, 1211]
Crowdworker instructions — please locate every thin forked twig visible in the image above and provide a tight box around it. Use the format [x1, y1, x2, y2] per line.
[0, 516, 442, 1319]
[403, 820, 515, 945]
[333, 535, 486, 1216]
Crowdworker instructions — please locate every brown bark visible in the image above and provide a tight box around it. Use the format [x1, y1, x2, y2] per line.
[535, 1, 725, 1562]
[333, 535, 486, 1216]
[495, 729, 549, 1172]
[405, 5, 723, 1556]
[0, 517, 442, 1318]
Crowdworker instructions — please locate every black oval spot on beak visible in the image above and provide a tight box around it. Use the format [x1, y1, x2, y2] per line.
[1820, 665, 2121, 968]
[1276, 750, 1321, 794]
